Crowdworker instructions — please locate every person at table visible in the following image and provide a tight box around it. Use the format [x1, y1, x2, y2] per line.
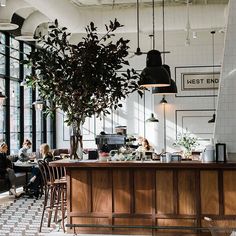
[18, 139, 33, 162]
[27, 143, 53, 198]
[136, 138, 154, 152]
[0, 142, 20, 197]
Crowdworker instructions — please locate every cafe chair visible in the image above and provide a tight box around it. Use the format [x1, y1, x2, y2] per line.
[38, 160, 67, 232]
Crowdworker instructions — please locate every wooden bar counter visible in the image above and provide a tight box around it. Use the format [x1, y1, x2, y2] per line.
[50, 159, 236, 234]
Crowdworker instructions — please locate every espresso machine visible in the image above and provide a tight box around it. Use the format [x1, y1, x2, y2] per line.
[95, 134, 126, 152]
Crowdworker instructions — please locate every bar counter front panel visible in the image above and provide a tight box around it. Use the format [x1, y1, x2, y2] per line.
[50, 160, 236, 234]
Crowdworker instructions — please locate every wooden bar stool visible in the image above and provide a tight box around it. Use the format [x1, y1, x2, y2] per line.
[38, 160, 67, 232]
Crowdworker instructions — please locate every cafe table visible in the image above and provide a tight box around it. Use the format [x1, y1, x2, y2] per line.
[13, 161, 37, 193]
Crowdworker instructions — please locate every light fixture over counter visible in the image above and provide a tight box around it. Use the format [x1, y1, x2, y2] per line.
[208, 31, 216, 123]
[146, 113, 159, 123]
[152, 64, 177, 95]
[139, 0, 170, 88]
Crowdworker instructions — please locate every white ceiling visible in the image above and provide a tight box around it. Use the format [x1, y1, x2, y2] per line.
[0, 0, 229, 43]
[71, 0, 229, 8]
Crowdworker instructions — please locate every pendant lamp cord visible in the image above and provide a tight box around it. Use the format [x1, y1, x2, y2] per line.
[163, 95, 166, 152]
[162, 0, 165, 64]
[211, 31, 216, 113]
[152, 0, 155, 50]
[137, 0, 140, 49]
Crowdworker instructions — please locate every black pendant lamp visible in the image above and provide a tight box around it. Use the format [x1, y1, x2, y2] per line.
[146, 113, 159, 122]
[139, 0, 170, 88]
[152, 64, 177, 94]
[146, 89, 159, 123]
[208, 31, 216, 123]
[160, 95, 167, 104]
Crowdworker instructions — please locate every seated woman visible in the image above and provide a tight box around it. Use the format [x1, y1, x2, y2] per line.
[27, 143, 53, 198]
[18, 139, 32, 162]
[0, 142, 19, 197]
[136, 138, 154, 152]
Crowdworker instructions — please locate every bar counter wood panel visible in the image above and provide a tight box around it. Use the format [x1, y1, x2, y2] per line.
[50, 160, 236, 234]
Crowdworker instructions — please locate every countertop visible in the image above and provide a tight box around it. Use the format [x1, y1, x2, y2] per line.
[49, 159, 236, 169]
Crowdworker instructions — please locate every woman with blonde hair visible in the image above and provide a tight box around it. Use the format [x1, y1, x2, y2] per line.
[27, 143, 53, 198]
[40, 143, 53, 162]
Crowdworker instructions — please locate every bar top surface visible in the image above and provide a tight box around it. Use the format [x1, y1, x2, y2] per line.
[49, 159, 236, 169]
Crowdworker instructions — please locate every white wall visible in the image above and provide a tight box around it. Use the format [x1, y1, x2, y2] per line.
[214, 0, 236, 156]
[56, 29, 225, 153]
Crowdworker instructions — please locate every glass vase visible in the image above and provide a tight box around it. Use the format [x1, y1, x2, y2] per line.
[183, 148, 192, 160]
[70, 123, 83, 159]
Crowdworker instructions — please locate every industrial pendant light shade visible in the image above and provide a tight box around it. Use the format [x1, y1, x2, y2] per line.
[140, 66, 170, 88]
[33, 98, 44, 111]
[160, 96, 167, 104]
[140, 50, 171, 88]
[152, 64, 177, 94]
[140, 0, 171, 88]
[146, 113, 159, 122]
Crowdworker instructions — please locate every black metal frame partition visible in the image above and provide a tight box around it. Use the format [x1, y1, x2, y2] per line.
[0, 31, 56, 154]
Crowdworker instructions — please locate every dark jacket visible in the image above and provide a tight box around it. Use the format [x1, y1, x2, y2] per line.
[0, 153, 12, 177]
[43, 153, 53, 163]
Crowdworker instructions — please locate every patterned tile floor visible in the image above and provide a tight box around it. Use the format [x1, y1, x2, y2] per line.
[0, 188, 132, 236]
[0, 189, 65, 236]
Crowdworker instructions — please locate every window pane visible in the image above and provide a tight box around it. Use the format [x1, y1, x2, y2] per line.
[47, 115, 53, 147]
[10, 107, 20, 132]
[10, 37, 19, 50]
[24, 64, 31, 77]
[10, 80, 20, 106]
[10, 48, 19, 59]
[0, 33, 5, 54]
[35, 88, 42, 149]
[10, 81, 20, 134]
[10, 58, 19, 78]
[0, 33, 5, 44]
[0, 76, 4, 91]
[0, 77, 5, 111]
[24, 88, 32, 132]
[47, 132, 52, 148]
[0, 45, 5, 54]
[24, 44, 31, 55]
[0, 54, 5, 74]
[10, 133, 20, 154]
[0, 133, 5, 144]
[0, 105, 5, 133]
[36, 131, 42, 150]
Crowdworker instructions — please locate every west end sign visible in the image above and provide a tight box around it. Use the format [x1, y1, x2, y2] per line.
[182, 72, 220, 90]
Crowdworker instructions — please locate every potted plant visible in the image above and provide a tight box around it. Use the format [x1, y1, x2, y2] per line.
[173, 130, 199, 159]
[24, 19, 143, 159]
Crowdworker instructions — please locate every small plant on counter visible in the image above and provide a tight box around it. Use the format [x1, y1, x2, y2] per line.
[173, 130, 199, 159]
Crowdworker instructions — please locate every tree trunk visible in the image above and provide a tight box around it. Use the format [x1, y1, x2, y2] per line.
[70, 122, 83, 159]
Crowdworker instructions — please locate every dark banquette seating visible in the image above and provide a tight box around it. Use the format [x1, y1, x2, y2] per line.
[51, 149, 69, 158]
[0, 155, 27, 193]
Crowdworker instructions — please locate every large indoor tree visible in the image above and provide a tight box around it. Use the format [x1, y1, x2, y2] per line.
[25, 19, 143, 159]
